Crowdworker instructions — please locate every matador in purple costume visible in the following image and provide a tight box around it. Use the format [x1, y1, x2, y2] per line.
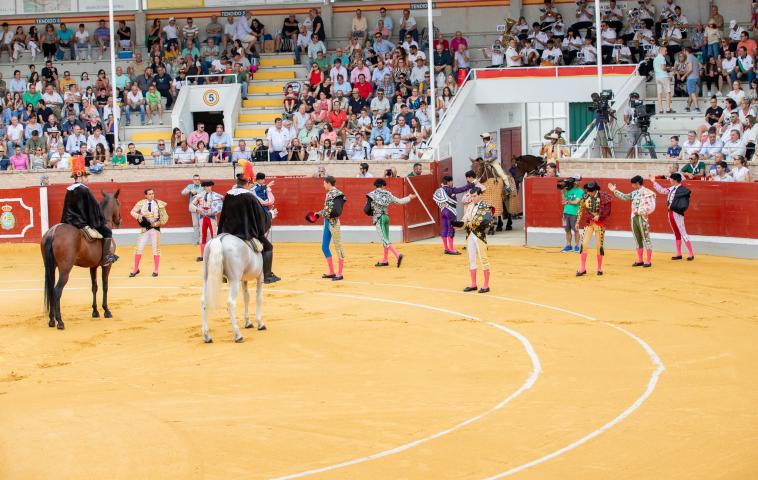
[433, 175, 472, 255]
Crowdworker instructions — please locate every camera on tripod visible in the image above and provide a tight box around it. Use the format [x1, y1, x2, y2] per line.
[589, 90, 614, 118]
[630, 96, 655, 131]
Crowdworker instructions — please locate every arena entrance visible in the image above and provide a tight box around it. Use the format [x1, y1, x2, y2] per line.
[192, 111, 225, 133]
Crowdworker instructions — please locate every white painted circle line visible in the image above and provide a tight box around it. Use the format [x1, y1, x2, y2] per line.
[271, 291, 542, 480]
[337, 280, 666, 480]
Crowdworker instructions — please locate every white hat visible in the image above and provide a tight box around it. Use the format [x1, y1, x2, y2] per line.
[549, 132, 559, 139]
[729, 19, 737, 28]
[168, 17, 175, 22]
[480, 132, 491, 138]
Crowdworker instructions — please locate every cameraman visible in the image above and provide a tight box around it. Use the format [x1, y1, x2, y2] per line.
[624, 92, 642, 157]
[559, 177, 583, 252]
[591, 92, 613, 158]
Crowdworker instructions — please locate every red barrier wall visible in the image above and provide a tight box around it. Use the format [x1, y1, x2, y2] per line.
[0, 187, 43, 243]
[12, 175, 440, 244]
[524, 177, 758, 239]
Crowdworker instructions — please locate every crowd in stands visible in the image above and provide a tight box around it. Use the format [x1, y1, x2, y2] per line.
[0, 2, 756, 172]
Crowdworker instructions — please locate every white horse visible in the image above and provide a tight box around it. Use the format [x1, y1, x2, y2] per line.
[201, 234, 265, 343]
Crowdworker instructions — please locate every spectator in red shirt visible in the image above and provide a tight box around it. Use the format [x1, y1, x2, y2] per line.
[449, 31, 468, 54]
[433, 31, 449, 52]
[355, 73, 373, 99]
[737, 31, 757, 58]
[327, 100, 348, 144]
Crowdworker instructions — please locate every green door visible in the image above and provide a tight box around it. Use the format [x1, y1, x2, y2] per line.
[569, 102, 595, 143]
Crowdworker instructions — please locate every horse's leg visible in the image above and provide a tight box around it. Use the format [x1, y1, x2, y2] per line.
[228, 280, 243, 343]
[90, 267, 99, 318]
[256, 273, 265, 331]
[201, 283, 212, 343]
[54, 267, 71, 330]
[242, 280, 253, 329]
[101, 265, 112, 318]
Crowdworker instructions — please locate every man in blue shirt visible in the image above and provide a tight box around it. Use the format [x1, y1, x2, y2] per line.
[373, 33, 395, 57]
[369, 118, 390, 146]
[58, 23, 75, 60]
[94, 19, 110, 61]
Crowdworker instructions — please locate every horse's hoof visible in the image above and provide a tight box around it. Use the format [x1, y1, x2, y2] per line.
[234, 336, 244, 343]
[103, 310, 112, 319]
[48, 319, 55, 328]
[204, 337, 213, 344]
[244, 322, 254, 329]
[92, 310, 100, 318]
[56, 323, 65, 330]
[258, 325, 267, 331]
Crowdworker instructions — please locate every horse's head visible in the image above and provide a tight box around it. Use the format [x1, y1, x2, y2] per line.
[101, 189, 121, 228]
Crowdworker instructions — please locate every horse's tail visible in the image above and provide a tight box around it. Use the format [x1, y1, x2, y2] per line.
[42, 231, 56, 317]
[203, 236, 225, 311]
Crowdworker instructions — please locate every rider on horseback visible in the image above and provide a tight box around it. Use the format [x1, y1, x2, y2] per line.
[60, 155, 119, 266]
[217, 160, 281, 284]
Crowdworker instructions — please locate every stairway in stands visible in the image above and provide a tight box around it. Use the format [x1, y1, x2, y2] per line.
[126, 53, 306, 157]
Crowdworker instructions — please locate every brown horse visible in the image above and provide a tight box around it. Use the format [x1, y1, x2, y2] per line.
[41, 191, 121, 329]
[513, 154, 547, 183]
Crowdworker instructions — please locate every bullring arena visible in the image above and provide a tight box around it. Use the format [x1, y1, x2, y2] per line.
[1, 242, 757, 479]
[1, 0, 758, 477]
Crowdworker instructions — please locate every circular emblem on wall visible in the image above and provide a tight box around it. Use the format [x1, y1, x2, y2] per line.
[1, 205, 15, 230]
[203, 89, 221, 107]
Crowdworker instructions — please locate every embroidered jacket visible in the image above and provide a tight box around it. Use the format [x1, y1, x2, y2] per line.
[613, 186, 656, 217]
[367, 188, 412, 225]
[131, 199, 169, 232]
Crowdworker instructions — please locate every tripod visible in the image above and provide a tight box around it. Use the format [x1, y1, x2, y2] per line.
[630, 126, 657, 158]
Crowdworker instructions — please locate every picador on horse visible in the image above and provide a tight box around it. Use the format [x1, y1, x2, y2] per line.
[217, 159, 280, 284]
[61, 156, 119, 266]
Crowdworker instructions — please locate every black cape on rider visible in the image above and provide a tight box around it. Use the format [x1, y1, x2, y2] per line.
[218, 160, 280, 283]
[60, 155, 118, 265]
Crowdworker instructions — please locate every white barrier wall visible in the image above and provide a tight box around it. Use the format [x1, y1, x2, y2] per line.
[171, 83, 241, 137]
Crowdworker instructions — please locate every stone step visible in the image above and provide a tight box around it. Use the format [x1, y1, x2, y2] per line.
[238, 112, 281, 123]
[248, 83, 289, 94]
[254, 70, 296, 81]
[259, 57, 295, 67]
[234, 127, 268, 139]
[243, 98, 285, 108]
[130, 129, 173, 142]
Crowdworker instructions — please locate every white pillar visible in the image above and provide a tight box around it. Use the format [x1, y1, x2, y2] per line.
[594, 0, 603, 92]
[428, 0, 437, 138]
[108, 0, 119, 153]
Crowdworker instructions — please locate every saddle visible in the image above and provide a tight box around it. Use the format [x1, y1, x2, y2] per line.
[246, 238, 263, 253]
[81, 226, 103, 242]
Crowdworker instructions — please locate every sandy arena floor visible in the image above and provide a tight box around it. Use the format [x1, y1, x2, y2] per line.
[0, 242, 756, 480]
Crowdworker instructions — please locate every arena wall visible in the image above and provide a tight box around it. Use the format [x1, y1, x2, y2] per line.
[523, 177, 758, 258]
[0, 174, 440, 245]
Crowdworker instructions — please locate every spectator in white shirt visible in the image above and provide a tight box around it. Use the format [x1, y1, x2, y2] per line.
[612, 38, 633, 64]
[578, 37, 597, 64]
[721, 111, 743, 143]
[307, 33, 326, 62]
[454, 44, 470, 76]
[74, 23, 91, 61]
[679, 130, 702, 160]
[722, 129, 747, 160]
[86, 127, 108, 153]
[570, 0, 595, 36]
[485, 39, 505, 67]
[721, 51, 737, 83]
[410, 57, 429, 85]
[398, 9, 418, 42]
[710, 160, 734, 181]
[600, 22, 617, 62]
[401, 33, 418, 55]
[65, 125, 87, 154]
[528, 22, 549, 53]
[729, 155, 751, 182]
[234, 11, 257, 52]
[49, 144, 71, 169]
[329, 59, 348, 84]
[266, 117, 291, 161]
[387, 133, 409, 160]
[370, 89, 391, 123]
[505, 38, 523, 67]
[125, 84, 145, 126]
[727, 80, 746, 105]
[173, 140, 195, 164]
[541, 39, 563, 65]
[163, 17, 179, 49]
